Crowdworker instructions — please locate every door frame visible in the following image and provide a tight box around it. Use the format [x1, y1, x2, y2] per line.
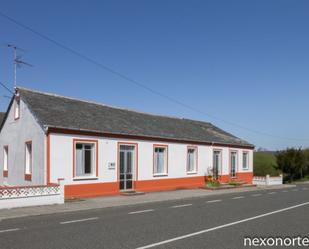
[229, 150, 238, 179]
[212, 148, 222, 180]
[117, 142, 138, 191]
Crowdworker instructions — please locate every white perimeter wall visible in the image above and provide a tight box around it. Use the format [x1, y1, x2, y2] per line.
[49, 133, 253, 185]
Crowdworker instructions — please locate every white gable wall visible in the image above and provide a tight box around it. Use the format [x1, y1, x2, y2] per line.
[0, 98, 46, 186]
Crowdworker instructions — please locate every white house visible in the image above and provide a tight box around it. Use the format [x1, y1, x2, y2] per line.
[0, 87, 254, 198]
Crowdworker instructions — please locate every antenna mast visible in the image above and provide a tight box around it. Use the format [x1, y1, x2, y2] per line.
[7, 44, 33, 90]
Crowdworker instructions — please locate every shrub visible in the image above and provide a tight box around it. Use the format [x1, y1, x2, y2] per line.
[276, 148, 306, 182]
[206, 180, 220, 187]
[254, 151, 280, 176]
[228, 181, 242, 186]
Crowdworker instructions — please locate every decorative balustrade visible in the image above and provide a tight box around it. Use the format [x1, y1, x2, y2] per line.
[0, 180, 64, 209]
[253, 175, 283, 186]
[0, 184, 60, 199]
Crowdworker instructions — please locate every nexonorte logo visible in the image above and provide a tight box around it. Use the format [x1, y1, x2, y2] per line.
[244, 236, 309, 247]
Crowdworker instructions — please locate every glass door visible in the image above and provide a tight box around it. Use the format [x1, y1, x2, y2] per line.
[119, 145, 135, 191]
[213, 151, 221, 180]
[230, 151, 237, 178]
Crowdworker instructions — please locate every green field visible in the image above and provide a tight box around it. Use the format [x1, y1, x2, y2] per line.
[254, 151, 281, 176]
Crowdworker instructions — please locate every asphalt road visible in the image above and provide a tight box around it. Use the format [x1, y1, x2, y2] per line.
[0, 185, 308, 249]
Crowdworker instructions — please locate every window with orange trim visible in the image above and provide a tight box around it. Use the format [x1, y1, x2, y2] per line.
[242, 152, 249, 170]
[3, 146, 8, 177]
[14, 98, 20, 120]
[75, 142, 96, 178]
[187, 147, 197, 173]
[25, 142, 32, 176]
[153, 146, 168, 175]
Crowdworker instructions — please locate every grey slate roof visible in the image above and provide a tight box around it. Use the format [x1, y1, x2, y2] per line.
[0, 112, 5, 126]
[17, 87, 253, 147]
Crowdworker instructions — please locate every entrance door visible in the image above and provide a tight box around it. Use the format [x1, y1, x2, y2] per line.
[230, 151, 237, 178]
[213, 150, 221, 180]
[119, 145, 135, 191]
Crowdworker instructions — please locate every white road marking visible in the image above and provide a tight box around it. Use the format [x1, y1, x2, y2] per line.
[60, 217, 99, 224]
[170, 204, 192, 209]
[206, 199, 222, 203]
[292, 189, 298, 192]
[129, 209, 154, 215]
[0, 228, 20, 233]
[136, 201, 309, 249]
[252, 194, 262, 197]
[232, 196, 244, 199]
[282, 190, 289, 193]
[268, 192, 277, 195]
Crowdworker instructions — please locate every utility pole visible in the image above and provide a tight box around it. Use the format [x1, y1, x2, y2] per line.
[7, 44, 33, 90]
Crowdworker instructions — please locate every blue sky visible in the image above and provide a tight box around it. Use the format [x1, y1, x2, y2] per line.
[0, 0, 308, 150]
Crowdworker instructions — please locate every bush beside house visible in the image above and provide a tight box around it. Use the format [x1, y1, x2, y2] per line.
[254, 151, 280, 176]
[254, 148, 309, 183]
[276, 148, 309, 182]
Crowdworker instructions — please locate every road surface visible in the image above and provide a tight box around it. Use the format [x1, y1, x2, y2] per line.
[0, 185, 308, 249]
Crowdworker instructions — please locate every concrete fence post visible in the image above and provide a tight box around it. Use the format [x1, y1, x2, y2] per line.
[57, 178, 65, 203]
[266, 175, 270, 186]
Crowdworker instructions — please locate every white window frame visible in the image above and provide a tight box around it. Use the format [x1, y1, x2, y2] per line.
[3, 146, 8, 172]
[187, 146, 197, 174]
[25, 142, 32, 175]
[153, 145, 168, 176]
[242, 151, 249, 170]
[74, 142, 97, 179]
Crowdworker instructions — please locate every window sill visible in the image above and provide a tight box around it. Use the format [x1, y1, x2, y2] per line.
[242, 168, 250, 171]
[187, 171, 197, 175]
[73, 177, 98, 181]
[153, 174, 168, 177]
[25, 174, 32, 181]
[3, 170, 8, 177]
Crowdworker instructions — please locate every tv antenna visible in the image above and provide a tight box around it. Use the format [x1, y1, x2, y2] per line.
[7, 44, 33, 89]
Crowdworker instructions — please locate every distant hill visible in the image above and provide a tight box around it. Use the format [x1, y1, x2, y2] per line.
[254, 151, 281, 176]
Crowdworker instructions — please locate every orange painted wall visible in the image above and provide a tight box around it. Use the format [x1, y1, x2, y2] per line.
[236, 172, 253, 184]
[64, 176, 205, 198]
[65, 182, 119, 198]
[64, 174, 253, 198]
[135, 176, 205, 192]
[218, 172, 253, 184]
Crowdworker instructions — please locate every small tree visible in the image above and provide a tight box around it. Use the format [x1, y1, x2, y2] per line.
[276, 148, 306, 182]
[303, 148, 309, 176]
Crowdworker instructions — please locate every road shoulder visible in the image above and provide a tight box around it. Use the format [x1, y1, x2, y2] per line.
[0, 184, 296, 221]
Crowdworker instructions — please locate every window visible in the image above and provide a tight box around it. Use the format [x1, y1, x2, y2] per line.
[153, 145, 168, 175]
[187, 147, 197, 173]
[230, 151, 237, 178]
[213, 150, 222, 179]
[75, 143, 95, 177]
[3, 146, 8, 177]
[243, 152, 249, 170]
[25, 142, 32, 175]
[14, 98, 20, 120]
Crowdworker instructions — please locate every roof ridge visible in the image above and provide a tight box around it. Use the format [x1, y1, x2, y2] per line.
[17, 86, 193, 122]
